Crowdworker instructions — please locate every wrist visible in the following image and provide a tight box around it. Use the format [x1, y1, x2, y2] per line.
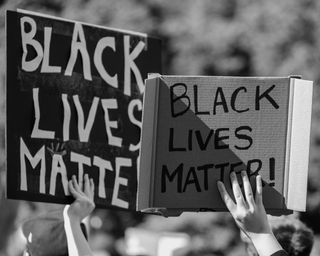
[67, 209, 82, 224]
[249, 232, 283, 256]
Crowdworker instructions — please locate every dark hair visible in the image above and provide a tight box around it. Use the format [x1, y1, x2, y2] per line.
[271, 217, 314, 256]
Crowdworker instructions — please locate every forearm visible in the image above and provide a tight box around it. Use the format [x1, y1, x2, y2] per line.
[63, 206, 93, 256]
[249, 232, 284, 256]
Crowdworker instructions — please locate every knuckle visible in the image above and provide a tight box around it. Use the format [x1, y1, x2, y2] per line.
[235, 210, 249, 222]
[248, 206, 255, 214]
[235, 193, 242, 200]
[246, 191, 253, 198]
[235, 215, 242, 222]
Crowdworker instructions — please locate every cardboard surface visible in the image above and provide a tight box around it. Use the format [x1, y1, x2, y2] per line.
[139, 75, 310, 212]
[6, 10, 161, 209]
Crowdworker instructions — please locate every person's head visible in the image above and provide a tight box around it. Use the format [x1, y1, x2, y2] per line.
[270, 216, 314, 256]
[241, 216, 314, 256]
[22, 209, 87, 256]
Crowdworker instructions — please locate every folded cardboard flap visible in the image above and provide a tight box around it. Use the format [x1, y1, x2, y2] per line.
[285, 78, 313, 211]
[140, 208, 217, 217]
[139, 207, 294, 217]
[141, 208, 184, 217]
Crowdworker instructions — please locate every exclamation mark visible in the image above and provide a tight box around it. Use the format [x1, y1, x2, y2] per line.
[269, 158, 275, 187]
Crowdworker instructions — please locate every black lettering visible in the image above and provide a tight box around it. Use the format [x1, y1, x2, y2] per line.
[215, 162, 229, 182]
[170, 83, 190, 117]
[255, 85, 279, 110]
[214, 128, 229, 149]
[230, 162, 244, 173]
[183, 167, 201, 192]
[195, 129, 214, 151]
[194, 85, 209, 115]
[235, 126, 253, 150]
[213, 87, 228, 115]
[188, 129, 193, 151]
[161, 163, 183, 193]
[269, 157, 275, 187]
[231, 87, 249, 113]
[169, 128, 186, 152]
[198, 164, 214, 191]
[246, 159, 262, 176]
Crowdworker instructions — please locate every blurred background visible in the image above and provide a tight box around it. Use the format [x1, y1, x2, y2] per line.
[1, 0, 320, 255]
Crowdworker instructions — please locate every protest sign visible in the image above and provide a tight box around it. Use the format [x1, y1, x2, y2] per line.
[138, 74, 313, 216]
[6, 10, 161, 209]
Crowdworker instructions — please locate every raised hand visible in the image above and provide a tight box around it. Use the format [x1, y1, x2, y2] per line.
[217, 171, 283, 256]
[67, 174, 95, 223]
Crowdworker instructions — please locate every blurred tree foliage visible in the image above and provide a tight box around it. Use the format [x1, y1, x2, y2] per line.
[1, 0, 320, 254]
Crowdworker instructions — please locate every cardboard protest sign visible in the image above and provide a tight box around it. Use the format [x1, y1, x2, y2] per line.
[6, 10, 161, 209]
[138, 74, 313, 216]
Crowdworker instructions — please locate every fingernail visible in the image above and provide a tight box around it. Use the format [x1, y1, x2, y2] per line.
[230, 172, 235, 179]
[241, 171, 246, 177]
[217, 181, 221, 190]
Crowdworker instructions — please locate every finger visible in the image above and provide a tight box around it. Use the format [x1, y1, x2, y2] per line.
[255, 175, 263, 206]
[90, 178, 95, 200]
[68, 180, 81, 199]
[72, 175, 82, 194]
[241, 171, 255, 209]
[47, 147, 54, 155]
[90, 178, 95, 194]
[230, 172, 246, 209]
[78, 174, 83, 191]
[217, 181, 236, 213]
[84, 174, 91, 196]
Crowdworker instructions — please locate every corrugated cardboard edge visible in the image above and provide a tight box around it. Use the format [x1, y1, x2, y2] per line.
[286, 78, 313, 211]
[16, 9, 147, 38]
[4, 11, 8, 199]
[137, 75, 161, 210]
[283, 77, 295, 209]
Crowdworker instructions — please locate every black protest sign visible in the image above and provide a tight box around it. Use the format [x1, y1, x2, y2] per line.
[6, 10, 161, 209]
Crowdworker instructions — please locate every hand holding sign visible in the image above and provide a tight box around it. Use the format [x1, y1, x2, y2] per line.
[217, 172, 283, 256]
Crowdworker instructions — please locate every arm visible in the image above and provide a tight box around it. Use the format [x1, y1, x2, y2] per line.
[217, 171, 285, 256]
[63, 174, 95, 256]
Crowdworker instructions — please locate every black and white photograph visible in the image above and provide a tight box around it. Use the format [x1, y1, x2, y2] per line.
[0, 1, 320, 256]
